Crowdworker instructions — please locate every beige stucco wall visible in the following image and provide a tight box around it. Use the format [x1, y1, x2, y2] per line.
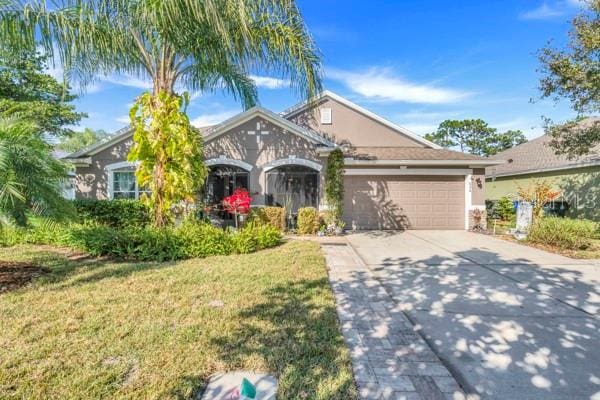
[204, 116, 326, 206]
[74, 136, 133, 199]
[471, 168, 486, 206]
[288, 97, 426, 147]
[74, 116, 327, 205]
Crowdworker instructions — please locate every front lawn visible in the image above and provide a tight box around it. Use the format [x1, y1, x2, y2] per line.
[0, 241, 357, 399]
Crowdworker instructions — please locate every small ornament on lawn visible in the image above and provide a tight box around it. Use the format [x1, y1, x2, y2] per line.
[199, 372, 277, 400]
[239, 378, 257, 399]
[208, 300, 224, 308]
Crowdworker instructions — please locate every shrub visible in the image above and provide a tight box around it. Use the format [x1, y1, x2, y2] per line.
[517, 180, 561, 221]
[177, 222, 232, 257]
[254, 224, 282, 249]
[73, 199, 150, 228]
[496, 197, 515, 221]
[230, 226, 258, 254]
[249, 206, 286, 231]
[3, 220, 283, 261]
[527, 217, 599, 250]
[297, 207, 320, 235]
[0, 225, 25, 246]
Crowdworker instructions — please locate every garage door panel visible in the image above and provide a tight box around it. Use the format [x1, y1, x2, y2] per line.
[343, 175, 465, 230]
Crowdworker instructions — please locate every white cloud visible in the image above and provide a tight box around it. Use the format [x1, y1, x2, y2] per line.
[116, 115, 131, 125]
[249, 75, 288, 89]
[327, 67, 471, 104]
[519, 0, 585, 20]
[519, 3, 564, 20]
[190, 110, 240, 127]
[44, 64, 64, 81]
[397, 110, 463, 120]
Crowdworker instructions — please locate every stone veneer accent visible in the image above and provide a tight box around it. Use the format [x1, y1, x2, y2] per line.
[469, 208, 487, 231]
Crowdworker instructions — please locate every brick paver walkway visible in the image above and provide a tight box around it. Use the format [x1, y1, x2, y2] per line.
[322, 241, 472, 400]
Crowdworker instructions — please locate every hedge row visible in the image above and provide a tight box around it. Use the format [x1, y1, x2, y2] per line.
[1, 220, 282, 261]
[248, 207, 286, 231]
[73, 199, 150, 228]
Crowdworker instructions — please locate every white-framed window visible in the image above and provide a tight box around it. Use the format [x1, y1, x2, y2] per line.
[112, 171, 137, 199]
[106, 161, 149, 199]
[320, 107, 332, 124]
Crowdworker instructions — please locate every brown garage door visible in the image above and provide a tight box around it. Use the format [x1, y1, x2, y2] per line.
[343, 175, 465, 230]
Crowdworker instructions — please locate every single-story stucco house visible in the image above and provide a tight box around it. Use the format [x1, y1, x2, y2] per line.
[64, 91, 502, 230]
[486, 132, 600, 221]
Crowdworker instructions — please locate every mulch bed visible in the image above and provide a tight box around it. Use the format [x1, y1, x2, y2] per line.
[0, 261, 49, 293]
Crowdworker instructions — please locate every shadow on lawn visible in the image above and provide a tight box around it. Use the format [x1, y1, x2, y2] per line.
[208, 278, 358, 400]
[4, 245, 177, 291]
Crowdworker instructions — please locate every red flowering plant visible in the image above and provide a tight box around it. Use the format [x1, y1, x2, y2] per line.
[222, 188, 252, 227]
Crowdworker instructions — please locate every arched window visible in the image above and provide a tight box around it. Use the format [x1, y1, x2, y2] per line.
[266, 165, 319, 213]
[205, 164, 250, 205]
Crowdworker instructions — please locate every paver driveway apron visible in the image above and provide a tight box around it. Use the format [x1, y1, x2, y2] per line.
[344, 231, 600, 400]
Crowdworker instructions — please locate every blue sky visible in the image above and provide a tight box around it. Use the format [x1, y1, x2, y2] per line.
[60, 0, 585, 139]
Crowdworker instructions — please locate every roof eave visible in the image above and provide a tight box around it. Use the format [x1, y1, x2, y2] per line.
[486, 160, 600, 178]
[63, 157, 92, 167]
[66, 126, 133, 158]
[344, 158, 505, 167]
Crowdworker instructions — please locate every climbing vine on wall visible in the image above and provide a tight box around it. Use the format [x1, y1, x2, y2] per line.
[325, 148, 344, 221]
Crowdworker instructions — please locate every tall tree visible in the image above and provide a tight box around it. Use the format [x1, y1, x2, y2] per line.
[0, 0, 322, 226]
[0, 117, 72, 226]
[488, 129, 528, 155]
[0, 48, 85, 138]
[538, 0, 600, 157]
[424, 119, 526, 156]
[55, 127, 110, 153]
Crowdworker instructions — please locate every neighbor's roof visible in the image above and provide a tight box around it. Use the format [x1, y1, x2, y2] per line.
[344, 146, 503, 166]
[486, 122, 600, 178]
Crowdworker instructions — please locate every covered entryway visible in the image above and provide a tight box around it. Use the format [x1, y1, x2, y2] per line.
[343, 175, 465, 230]
[266, 165, 319, 213]
[205, 164, 250, 204]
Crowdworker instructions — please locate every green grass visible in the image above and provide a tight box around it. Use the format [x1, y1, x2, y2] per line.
[0, 242, 357, 399]
[521, 237, 600, 259]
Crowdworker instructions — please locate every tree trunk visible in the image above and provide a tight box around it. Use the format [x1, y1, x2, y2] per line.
[149, 92, 169, 227]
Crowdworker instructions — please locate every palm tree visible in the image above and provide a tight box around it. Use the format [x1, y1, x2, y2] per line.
[0, 0, 322, 226]
[0, 117, 71, 226]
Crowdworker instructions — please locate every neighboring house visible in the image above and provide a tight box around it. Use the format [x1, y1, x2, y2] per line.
[52, 149, 76, 200]
[486, 133, 600, 221]
[64, 91, 501, 230]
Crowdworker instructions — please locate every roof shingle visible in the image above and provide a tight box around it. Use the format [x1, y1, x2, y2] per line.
[486, 131, 600, 177]
[346, 146, 487, 161]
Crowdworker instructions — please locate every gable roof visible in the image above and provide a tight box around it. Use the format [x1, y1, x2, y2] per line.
[281, 90, 441, 149]
[203, 106, 335, 146]
[64, 125, 134, 159]
[487, 129, 600, 178]
[64, 125, 216, 159]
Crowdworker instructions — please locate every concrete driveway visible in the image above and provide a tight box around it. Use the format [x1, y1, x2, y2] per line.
[346, 231, 600, 400]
